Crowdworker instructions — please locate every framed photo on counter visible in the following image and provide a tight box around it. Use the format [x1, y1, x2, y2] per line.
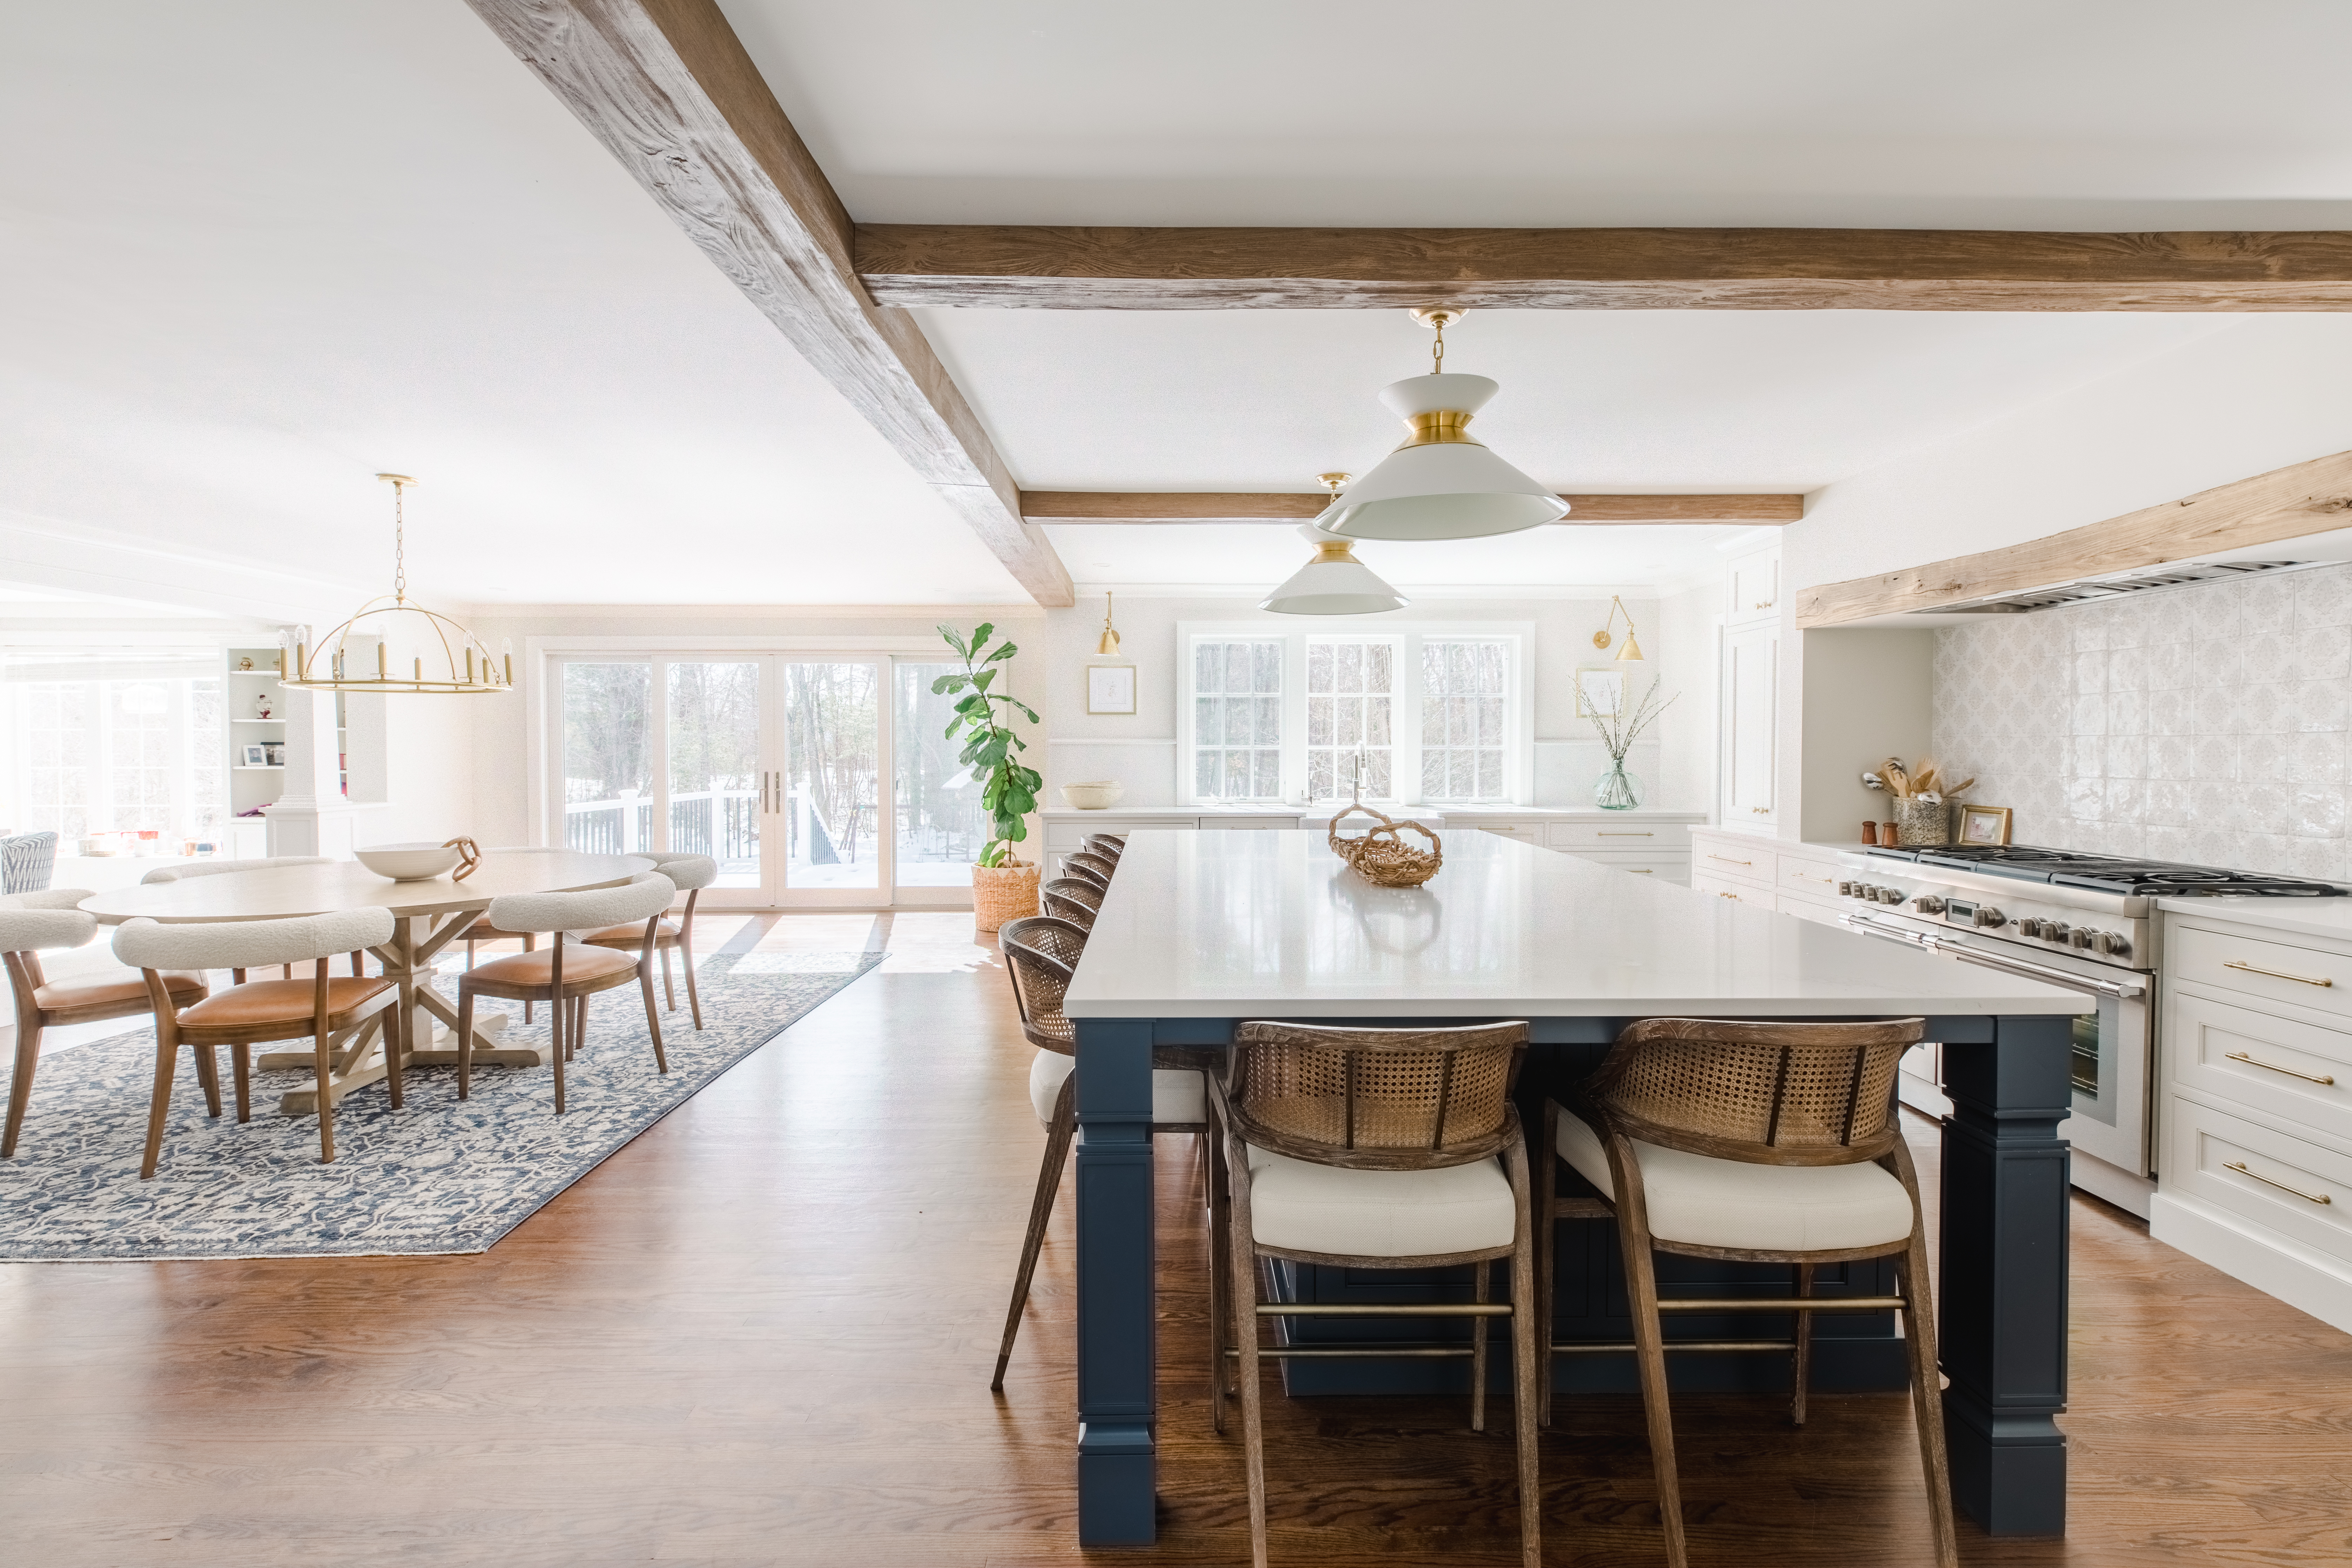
[1086, 664, 1137, 715]
[1958, 803, 2013, 846]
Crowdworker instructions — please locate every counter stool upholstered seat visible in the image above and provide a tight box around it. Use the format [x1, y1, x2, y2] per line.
[991, 915, 1214, 1391]
[455, 873, 675, 1115]
[1216, 1019, 1541, 1568]
[1539, 1016, 1952, 1568]
[4, 890, 210, 1158]
[579, 851, 715, 1029]
[1038, 877, 1103, 931]
[115, 907, 398, 1175]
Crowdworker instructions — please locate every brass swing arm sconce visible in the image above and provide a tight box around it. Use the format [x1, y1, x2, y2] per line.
[1592, 595, 1644, 662]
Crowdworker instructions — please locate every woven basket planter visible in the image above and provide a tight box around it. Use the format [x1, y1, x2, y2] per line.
[1890, 798, 1950, 847]
[973, 860, 1041, 933]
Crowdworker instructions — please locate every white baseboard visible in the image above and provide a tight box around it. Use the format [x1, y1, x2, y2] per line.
[2068, 1151, 2155, 1219]
[2151, 1189, 2352, 1335]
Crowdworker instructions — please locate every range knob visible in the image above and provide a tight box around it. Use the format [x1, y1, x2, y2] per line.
[1914, 895, 1946, 914]
[1838, 880, 1856, 897]
[1973, 907, 2007, 929]
[2017, 917, 2044, 938]
[2093, 931, 2132, 958]
[1879, 887, 1905, 904]
[2070, 928, 2094, 949]
[2043, 922, 2071, 944]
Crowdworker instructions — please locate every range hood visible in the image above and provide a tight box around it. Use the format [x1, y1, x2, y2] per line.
[1916, 557, 2324, 615]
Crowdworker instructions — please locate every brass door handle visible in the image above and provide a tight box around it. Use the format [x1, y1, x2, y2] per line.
[2225, 1161, 2333, 1205]
[2224, 960, 2334, 988]
[1708, 854, 1753, 866]
[2225, 1050, 2338, 1086]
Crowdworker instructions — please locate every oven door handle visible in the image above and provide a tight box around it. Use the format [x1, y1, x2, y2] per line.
[1839, 912, 2146, 999]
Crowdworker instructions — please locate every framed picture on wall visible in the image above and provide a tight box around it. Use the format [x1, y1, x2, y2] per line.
[1958, 804, 2013, 846]
[1086, 664, 1137, 715]
[1574, 666, 1626, 719]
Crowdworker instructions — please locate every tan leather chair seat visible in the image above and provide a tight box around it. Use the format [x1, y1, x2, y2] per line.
[179, 976, 394, 1029]
[33, 971, 208, 1014]
[578, 919, 680, 946]
[461, 917, 533, 941]
[467, 946, 638, 986]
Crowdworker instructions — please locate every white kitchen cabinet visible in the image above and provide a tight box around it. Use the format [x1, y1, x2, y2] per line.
[1721, 621, 1779, 827]
[1726, 545, 1781, 627]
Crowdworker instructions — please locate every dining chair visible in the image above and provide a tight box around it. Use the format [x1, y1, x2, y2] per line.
[1540, 1016, 1951, 1568]
[141, 858, 363, 982]
[1063, 851, 1116, 893]
[1, 830, 59, 894]
[1215, 1019, 1540, 1568]
[454, 872, 675, 1114]
[990, 914, 1215, 1391]
[3, 890, 210, 1159]
[114, 907, 398, 1175]
[580, 851, 715, 1029]
[1038, 877, 1102, 932]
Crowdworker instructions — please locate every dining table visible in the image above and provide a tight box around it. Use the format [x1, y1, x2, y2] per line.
[79, 850, 652, 1115]
[1059, 828, 2090, 1548]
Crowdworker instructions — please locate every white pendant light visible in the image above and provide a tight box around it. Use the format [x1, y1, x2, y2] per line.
[1314, 308, 1569, 542]
[1260, 474, 1410, 615]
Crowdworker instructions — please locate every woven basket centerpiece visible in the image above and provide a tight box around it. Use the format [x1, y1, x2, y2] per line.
[1327, 805, 1443, 888]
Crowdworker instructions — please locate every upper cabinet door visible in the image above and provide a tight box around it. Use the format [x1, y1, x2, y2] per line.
[1727, 546, 1781, 626]
[1723, 623, 1779, 824]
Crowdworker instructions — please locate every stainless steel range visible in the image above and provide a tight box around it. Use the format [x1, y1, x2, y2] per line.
[1834, 843, 2347, 1217]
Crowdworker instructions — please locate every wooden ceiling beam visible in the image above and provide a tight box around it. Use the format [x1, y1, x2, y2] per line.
[1020, 492, 1803, 525]
[857, 225, 2352, 311]
[463, 0, 1073, 606]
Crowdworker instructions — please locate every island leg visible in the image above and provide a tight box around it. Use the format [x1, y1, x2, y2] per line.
[1939, 1014, 2073, 1535]
[1073, 1017, 1159, 1545]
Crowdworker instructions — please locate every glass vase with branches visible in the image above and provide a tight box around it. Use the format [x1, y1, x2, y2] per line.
[1586, 676, 1676, 810]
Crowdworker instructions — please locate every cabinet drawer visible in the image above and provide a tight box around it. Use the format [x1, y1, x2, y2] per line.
[1777, 859, 1846, 903]
[1560, 850, 1688, 884]
[2171, 922, 2352, 1022]
[1462, 818, 1544, 841]
[1774, 890, 1848, 929]
[1691, 873, 1776, 911]
[2170, 988, 2352, 1142]
[1546, 820, 1692, 851]
[1693, 843, 1773, 889]
[2167, 1097, 2352, 1266]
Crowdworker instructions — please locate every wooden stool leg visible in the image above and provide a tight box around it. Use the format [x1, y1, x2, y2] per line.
[1470, 1259, 1491, 1434]
[992, 1076, 1075, 1390]
[1507, 1141, 1543, 1568]
[1899, 1233, 1960, 1568]
[1620, 1217, 1688, 1568]
[3, 1019, 41, 1158]
[1538, 1100, 1559, 1429]
[1792, 1263, 1816, 1426]
[639, 966, 668, 1075]
[1207, 1127, 1230, 1433]
[232, 1042, 252, 1123]
[680, 930, 702, 1030]
[139, 1039, 179, 1180]
[1232, 1167, 1271, 1568]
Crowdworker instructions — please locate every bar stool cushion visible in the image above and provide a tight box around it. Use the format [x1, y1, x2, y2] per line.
[1242, 1144, 1515, 1257]
[467, 946, 639, 987]
[1027, 1051, 1207, 1127]
[1555, 1108, 1915, 1252]
[179, 976, 394, 1029]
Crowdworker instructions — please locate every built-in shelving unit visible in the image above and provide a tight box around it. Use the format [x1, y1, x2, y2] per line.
[226, 646, 284, 855]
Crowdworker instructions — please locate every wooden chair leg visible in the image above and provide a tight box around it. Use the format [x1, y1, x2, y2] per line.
[992, 1077, 1076, 1391]
[190, 1040, 222, 1119]
[549, 987, 568, 1115]
[1470, 1259, 1491, 1434]
[572, 994, 589, 1061]
[639, 967, 668, 1074]
[1619, 1215, 1688, 1568]
[1506, 1140, 1543, 1568]
[232, 1042, 252, 1123]
[1899, 1234, 1961, 1568]
[1792, 1262, 1816, 1426]
[3, 1018, 40, 1158]
[659, 943, 676, 1011]
[523, 933, 535, 1024]
[140, 1039, 178, 1180]
[456, 989, 477, 1100]
[313, 1022, 335, 1165]
[680, 932, 702, 1030]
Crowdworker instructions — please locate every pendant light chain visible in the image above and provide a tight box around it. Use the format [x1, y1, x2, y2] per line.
[1431, 315, 1445, 374]
[391, 477, 408, 605]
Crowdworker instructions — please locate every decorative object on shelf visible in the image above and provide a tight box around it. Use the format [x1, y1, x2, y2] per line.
[239, 744, 268, 767]
[1591, 594, 1645, 661]
[1958, 803, 2014, 846]
[1085, 663, 1136, 714]
[254, 693, 275, 720]
[1327, 804, 1443, 887]
[1095, 590, 1122, 657]
[1059, 781, 1125, 810]
[935, 620, 1044, 930]
[1260, 473, 1409, 615]
[443, 836, 482, 880]
[236, 657, 253, 672]
[1869, 757, 1976, 846]
[1890, 798, 1947, 846]
[1585, 676, 1676, 811]
[279, 474, 516, 697]
[1862, 820, 1880, 846]
[1311, 308, 1568, 541]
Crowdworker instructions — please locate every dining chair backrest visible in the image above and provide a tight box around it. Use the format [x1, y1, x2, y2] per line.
[484, 872, 676, 939]
[1039, 878, 1102, 930]
[141, 856, 333, 885]
[1226, 1020, 1529, 1172]
[0, 890, 99, 956]
[113, 907, 395, 973]
[1, 831, 58, 895]
[1583, 1016, 1924, 1167]
[640, 852, 719, 892]
[997, 915, 1088, 1054]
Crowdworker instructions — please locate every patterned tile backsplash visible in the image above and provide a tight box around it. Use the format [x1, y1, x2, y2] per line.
[1932, 560, 2352, 881]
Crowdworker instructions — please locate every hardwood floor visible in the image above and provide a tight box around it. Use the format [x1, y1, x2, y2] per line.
[5, 910, 2351, 1565]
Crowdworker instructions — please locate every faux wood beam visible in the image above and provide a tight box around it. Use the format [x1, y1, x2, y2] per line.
[464, 0, 1074, 606]
[857, 225, 2352, 311]
[1797, 449, 2352, 627]
[1020, 492, 1804, 525]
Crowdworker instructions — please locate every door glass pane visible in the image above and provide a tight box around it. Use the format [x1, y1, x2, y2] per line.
[783, 662, 880, 889]
[895, 662, 989, 888]
[562, 662, 652, 855]
[667, 661, 761, 889]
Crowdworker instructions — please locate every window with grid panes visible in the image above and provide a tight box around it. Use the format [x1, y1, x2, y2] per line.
[1193, 639, 1284, 800]
[1306, 640, 1393, 802]
[1420, 639, 1508, 801]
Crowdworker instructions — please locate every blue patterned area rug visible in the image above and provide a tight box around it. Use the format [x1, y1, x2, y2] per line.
[0, 949, 883, 1262]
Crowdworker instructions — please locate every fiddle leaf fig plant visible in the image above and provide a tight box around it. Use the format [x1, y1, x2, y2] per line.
[933, 622, 1042, 868]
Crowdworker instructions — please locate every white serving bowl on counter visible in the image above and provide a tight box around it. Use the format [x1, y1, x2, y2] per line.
[1060, 781, 1125, 810]
[354, 842, 466, 881]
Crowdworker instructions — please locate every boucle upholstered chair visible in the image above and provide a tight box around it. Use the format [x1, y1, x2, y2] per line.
[580, 851, 715, 1029]
[115, 907, 398, 1175]
[142, 859, 362, 983]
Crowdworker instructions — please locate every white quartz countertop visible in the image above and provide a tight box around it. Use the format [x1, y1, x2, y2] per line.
[1064, 830, 2091, 1019]
[2157, 895, 2352, 943]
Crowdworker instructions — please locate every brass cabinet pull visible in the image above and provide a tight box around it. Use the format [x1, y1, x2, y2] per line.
[2225, 1050, 2338, 1086]
[1718, 891, 1740, 900]
[2224, 959, 2334, 988]
[1707, 854, 1753, 866]
[2225, 1161, 2333, 1205]
[1626, 868, 1653, 874]
[1598, 831, 1653, 837]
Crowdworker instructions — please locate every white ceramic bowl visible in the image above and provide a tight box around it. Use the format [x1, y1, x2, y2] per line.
[1059, 780, 1125, 810]
[354, 842, 465, 881]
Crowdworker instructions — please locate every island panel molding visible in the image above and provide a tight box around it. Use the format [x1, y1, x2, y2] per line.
[857, 225, 2352, 312]
[1021, 491, 1803, 525]
[1798, 448, 2352, 627]
[462, 0, 1074, 607]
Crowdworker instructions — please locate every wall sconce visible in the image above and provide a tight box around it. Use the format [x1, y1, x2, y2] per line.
[1592, 595, 1644, 662]
[1096, 590, 1122, 657]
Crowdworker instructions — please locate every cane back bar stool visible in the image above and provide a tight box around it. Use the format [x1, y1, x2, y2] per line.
[1038, 877, 1103, 932]
[115, 908, 399, 1175]
[580, 851, 715, 1029]
[455, 873, 675, 1114]
[1540, 1016, 1951, 1568]
[1080, 833, 1124, 863]
[4, 890, 210, 1159]
[990, 915, 1215, 1391]
[1062, 850, 1116, 893]
[1217, 1019, 1541, 1568]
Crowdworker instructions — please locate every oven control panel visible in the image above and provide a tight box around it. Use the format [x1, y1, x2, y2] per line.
[1836, 871, 2140, 962]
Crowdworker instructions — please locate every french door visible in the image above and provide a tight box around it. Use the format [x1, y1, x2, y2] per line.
[550, 653, 976, 908]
